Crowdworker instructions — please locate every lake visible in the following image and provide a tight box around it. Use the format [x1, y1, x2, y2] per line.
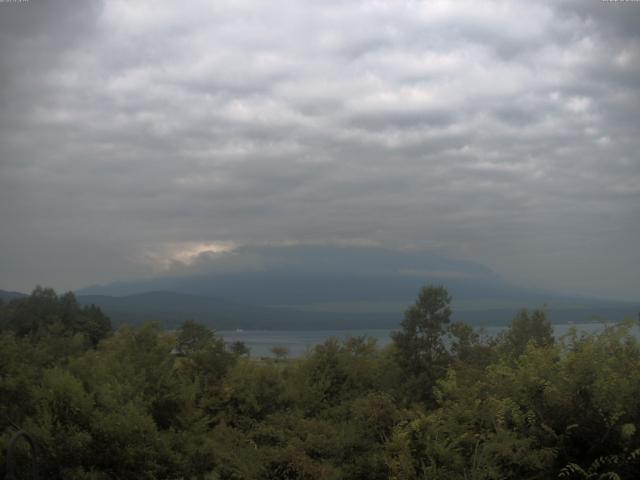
[218, 321, 632, 358]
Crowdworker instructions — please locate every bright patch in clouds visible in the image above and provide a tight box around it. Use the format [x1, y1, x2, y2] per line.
[145, 242, 237, 270]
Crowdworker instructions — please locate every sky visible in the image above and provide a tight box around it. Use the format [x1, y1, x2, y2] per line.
[0, 0, 639, 301]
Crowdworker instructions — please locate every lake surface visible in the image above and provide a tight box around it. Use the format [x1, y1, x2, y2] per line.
[219, 321, 632, 358]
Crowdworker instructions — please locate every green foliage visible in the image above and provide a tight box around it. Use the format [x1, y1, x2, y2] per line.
[2, 286, 640, 479]
[392, 285, 452, 370]
[0, 286, 111, 347]
[223, 360, 289, 425]
[271, 345, 289, 361]
[391, 285, 452, 405]
[230, 341, 250, 357]
[498, 308, 554, 358]
[177, 319, 216, 354]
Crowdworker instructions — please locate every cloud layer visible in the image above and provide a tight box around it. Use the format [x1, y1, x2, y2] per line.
[1, 0, 639, 299]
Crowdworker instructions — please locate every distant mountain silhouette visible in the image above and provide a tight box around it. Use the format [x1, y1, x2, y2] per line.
[75, 291, 403, 330]
[74, 245, 640, 329]
[0, 289, 28, 302]
[78, 245, 503, 302]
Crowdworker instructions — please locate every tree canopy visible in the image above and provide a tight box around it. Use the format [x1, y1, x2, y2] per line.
[1, 286, 639, 479]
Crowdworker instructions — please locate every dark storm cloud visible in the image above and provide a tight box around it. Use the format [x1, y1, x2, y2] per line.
[0, 0, 638, 300]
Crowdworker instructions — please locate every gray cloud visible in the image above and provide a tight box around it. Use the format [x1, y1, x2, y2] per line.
[0, 0, 639, 300]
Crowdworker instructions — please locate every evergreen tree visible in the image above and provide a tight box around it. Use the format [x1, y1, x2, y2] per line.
[391, 285, 452, 404]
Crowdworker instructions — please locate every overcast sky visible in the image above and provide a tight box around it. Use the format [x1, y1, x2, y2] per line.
[0, 0, 639, 300]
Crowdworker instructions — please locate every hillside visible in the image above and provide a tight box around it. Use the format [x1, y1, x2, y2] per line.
[0, 289, 27, 302]
[75, 246, 639, 329]
[76, 291, 397, 330]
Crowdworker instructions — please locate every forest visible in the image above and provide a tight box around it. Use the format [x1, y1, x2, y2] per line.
[1, 286, 640, 479]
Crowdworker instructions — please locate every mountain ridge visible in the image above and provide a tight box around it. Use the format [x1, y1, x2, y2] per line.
[73, 246, 639, 329]
[4, 246, 638, 330]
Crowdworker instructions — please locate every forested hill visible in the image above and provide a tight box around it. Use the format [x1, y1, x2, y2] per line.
[74, 291, 397, 330]
[74, 291, 639, 330]
[0, 289, 27, 302]
[3, 286, 638, 332]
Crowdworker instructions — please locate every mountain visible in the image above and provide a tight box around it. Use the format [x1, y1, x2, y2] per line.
[76, 291, 399, 330]
[76, 245, 640, 329]
[77, 245, 503, 301]
[0, 289, 28, 302]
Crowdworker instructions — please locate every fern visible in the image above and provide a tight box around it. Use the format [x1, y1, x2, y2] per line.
[559, 462, 587, 478]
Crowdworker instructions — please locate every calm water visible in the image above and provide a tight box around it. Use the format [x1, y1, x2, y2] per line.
[219, 322, 632, 358]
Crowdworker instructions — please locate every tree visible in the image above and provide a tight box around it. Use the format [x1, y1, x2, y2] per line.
[175, 320, 235, 410]
[0, 287, 111, 347]
[176, 320, 215, 354]
[391, 285, 452, 404]
[77, 304, 112, 347]
[231, 340, 250, 357]
[447, 322, 496, 369]
[271, 345, 289, 361]
[499, 308, 554, 358]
